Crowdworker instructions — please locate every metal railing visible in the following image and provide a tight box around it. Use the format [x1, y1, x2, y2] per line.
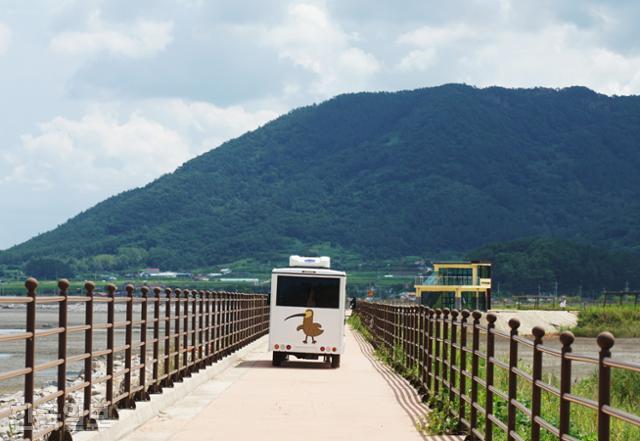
[0, 278, 269, 441]
[356, 302, 640, 441]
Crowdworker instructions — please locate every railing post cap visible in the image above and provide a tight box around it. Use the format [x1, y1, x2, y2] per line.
[153, 287, 162, 294]
[57, 279, 70, 290]
[175, 288, 182, 294]
[435, 308, 442, 315]
[442, 308, 450, 316]
[486, 312, 498, 324]
[471, 310, 482, 320]
[141, 286, 149, 294]
[165, 287, 173, 295]
[451, 309, 459, 317]
[427, 308, 435, 316]
[532, 326, 546, 339]
[597, 331, 615, 350]
[508, 317, 520, 329]
[125, 284, 135, 293]
[84, 281, 95, 292]
[106, 283, 117, 294]
[25, 277, 39, 291]
[559, 330, 575, 347]
[461, 309, 471, 318]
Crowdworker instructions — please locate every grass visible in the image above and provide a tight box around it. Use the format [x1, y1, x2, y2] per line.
[349, 313, 640, 441]
[573, 305, 640, 337]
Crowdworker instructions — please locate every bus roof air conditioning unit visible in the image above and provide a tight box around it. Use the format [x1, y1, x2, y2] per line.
[289, 255, 331, 269]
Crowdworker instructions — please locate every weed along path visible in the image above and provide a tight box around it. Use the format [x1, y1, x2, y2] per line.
[118, 327, 456, 441]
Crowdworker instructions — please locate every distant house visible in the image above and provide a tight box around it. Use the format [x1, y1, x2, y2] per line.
[220, 268, 232, 275]
[149, 272, 178, 279]
[220, 278, 259, 285]
[207, 273, 223, 278]
[414, 261, 492, 311]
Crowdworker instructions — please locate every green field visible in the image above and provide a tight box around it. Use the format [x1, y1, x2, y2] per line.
[573, 305, 640, 338]
[0, 270, 417, 297]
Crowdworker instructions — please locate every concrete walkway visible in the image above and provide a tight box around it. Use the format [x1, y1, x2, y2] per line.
[120, 327, 462, 441]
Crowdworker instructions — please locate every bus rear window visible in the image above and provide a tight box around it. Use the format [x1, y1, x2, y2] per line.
[276, 276, 340, 309]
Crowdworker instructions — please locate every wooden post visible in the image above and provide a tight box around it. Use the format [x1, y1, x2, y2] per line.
[597, 332, 615, 441]
[23, 278, 37, 440]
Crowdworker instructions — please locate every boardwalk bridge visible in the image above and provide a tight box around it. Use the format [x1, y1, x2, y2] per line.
[1, 279, 639, 441]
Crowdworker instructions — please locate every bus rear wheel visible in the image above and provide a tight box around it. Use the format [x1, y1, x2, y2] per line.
[272, 351, 286, 367]
[331, 354, 341, 368]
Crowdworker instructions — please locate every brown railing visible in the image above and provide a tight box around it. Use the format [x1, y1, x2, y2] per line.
[0, 278, 269, 441]
[356, 302, 640, 441]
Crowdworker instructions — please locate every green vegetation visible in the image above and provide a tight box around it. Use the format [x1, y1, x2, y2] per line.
[469, 238, 640, 295]
[1, 84, 640, 295]
[573, 305, 640, 337]
[349, 314, 640, 440]
[421, 361, 640, 440]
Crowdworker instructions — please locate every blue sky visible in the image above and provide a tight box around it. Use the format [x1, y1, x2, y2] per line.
[1, 0, 640, 250]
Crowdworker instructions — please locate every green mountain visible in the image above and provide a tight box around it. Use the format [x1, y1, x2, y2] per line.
[3, 84, 640, 277]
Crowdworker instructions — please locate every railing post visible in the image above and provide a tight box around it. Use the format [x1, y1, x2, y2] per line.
[52, 279, 72, 441]
[458, 309, 470, 429]
[469, 310, 482, 440]
[162, 288, 173, 387]
[558, 331, 574, 439]
[507, 318, 521, 441]
[531, 326, 545, 441]
[434, 308, 442, 398]
[205, 290, 212, 365]
[23, 278, 37, 440]
[135, 286, 150, 401]
[484, 313, 497, 441]
[441, 308, 450, 398]
[173, 288, 182, 382]
[213, 291, 221, 361]
[183, 289, 191, 376]
[198, 290, 205, 369]
[426, 308, 434, 398]
[119, 284, 135, 409]
[597, 332, 615, 441]
[82, 281, 97, 430]
[191, 289, 197, 371]
[105, 284, 118, 418]
[149, 287, 162, 394]
[449, 309, 458, 405]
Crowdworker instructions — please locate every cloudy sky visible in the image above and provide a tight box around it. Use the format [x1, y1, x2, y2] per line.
[1, 0, 640, 250]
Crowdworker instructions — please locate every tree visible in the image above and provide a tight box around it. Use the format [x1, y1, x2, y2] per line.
[24, 257, 73, 280]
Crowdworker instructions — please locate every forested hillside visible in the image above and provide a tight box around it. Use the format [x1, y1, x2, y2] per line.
[2, 84, 640, 283]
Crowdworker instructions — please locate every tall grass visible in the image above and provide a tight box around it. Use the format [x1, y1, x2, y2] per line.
[573, 305, 640, 337]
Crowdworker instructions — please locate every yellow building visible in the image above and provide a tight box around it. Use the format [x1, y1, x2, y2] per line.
[415, 261, 491, 311]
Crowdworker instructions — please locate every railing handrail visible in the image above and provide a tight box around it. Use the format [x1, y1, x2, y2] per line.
[0, 278, 270, 441]
[355, 302, 639, 441]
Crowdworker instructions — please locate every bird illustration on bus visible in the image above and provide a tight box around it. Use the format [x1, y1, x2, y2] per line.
[285, 309, 324, 344]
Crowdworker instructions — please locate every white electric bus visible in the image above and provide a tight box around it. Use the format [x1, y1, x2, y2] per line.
[269, 256, 347, 368]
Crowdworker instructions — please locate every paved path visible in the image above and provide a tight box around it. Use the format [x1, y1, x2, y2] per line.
[121, 328, 462, 441]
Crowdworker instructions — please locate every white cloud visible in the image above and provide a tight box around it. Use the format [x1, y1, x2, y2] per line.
[456, 24, 640, 95]
[397, 23, 476, 47]
[50, 11, 173, 57]
[0, 23, 11, 55]
[3, 99, 278, 196]
[13, 112, 189, 193]
[397, 49, 436, 72]
[261, 3, 381, 97]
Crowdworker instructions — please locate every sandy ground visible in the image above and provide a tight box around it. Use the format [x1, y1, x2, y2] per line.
[489, 310, 578, 335]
